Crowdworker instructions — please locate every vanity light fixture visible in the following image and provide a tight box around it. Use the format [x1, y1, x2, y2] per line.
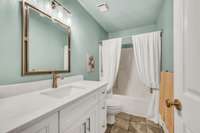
[49, 0, 72, 26]
[97, 3, 109, 12]
[57, 6, 64, 19]
[51, 0, 56, 9]
[51, 0, 71, 15]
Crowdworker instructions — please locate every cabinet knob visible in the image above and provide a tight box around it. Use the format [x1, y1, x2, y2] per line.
[102, 125, 105, 128]
[102, 91, 105, 94]
[102, 106, 106, 110]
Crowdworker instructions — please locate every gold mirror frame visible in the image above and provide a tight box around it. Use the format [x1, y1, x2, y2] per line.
[21, 1, 71, 75]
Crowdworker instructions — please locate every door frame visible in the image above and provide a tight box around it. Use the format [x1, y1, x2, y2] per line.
[173, 0, 184, 133]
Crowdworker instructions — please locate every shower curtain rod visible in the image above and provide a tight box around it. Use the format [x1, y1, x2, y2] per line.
[98, 30, 163, 44]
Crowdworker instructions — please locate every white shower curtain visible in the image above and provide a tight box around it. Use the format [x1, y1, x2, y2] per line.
[101, 38, 122, 94]
[132, 31, 161, 123]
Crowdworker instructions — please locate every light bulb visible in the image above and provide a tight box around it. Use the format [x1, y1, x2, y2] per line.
[44, 1, 51, 14]
[66, 18, 71, 27]
[57, 6, 64, 20]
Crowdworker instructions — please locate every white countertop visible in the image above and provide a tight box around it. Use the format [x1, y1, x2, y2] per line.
[0, 80, 107, 133]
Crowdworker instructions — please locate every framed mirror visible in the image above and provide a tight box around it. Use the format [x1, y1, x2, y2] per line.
[21, 1, 71, 75]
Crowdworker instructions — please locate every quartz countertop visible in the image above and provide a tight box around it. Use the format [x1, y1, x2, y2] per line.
[0, 80, 107, 133]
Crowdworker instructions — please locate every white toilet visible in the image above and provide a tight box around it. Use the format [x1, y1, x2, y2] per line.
[106, 98, 121, 124]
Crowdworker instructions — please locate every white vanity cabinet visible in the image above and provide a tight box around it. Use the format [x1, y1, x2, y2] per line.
[14, 86, 107, 133]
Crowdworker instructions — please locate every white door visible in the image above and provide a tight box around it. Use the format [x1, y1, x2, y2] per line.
[174, 0, 200, 133]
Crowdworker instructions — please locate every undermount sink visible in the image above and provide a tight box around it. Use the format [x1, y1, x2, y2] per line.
[41, 86, 86, 99]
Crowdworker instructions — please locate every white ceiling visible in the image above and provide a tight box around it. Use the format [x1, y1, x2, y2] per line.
[78, 0, 164, 32]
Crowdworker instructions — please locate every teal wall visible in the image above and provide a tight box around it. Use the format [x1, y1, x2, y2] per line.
[156, 0, 173, 72]
[62, 0, 108, 80]
[0, 0, 108, 85]
[108, 0, 173, 72]
[109, 24, 158, 44]
[109, 24, 158, 38]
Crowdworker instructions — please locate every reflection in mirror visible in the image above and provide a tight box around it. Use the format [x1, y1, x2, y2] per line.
[29, 8, 69, 72]
[22, 1, 71, 75]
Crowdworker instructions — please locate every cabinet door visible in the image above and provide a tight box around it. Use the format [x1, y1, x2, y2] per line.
[20, 113, 58, 133]
[60, 93, 97, 133]
[62, 106, 97, 133]
[86, 107, 97, 133]
[63, 122, 82, 133]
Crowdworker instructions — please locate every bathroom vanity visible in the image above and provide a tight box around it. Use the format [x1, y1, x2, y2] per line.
[0, 80, 107, 133]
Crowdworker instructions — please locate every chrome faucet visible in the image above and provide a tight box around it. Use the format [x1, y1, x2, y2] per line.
[52, 72, 63, 88]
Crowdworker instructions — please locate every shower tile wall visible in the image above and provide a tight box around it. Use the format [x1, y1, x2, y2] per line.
[113, 48, 150, 98]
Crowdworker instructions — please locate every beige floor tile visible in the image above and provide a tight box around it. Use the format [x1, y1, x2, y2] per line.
[146, 120, 160, 128]
[147, 125, 164, 133]
[111, 125, 129, 133]
[105, 112, 164, 133]
[116, 112, 131, 121]
[130, 115, 146, 123]
[115, 117, 129, 130]
[129, 121, 147, 133]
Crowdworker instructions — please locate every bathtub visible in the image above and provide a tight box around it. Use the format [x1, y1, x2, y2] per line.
[111, 94, 151, 118]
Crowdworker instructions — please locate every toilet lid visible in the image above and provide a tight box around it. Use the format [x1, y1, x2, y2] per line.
[106, 99, 121, 107]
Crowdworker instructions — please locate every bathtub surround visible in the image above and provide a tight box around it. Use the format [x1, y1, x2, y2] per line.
[0, 0, 108, 85]
[113, 48, 149, 98]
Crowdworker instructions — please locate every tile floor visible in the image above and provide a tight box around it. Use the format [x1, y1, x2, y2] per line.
[105, 112, 164, 133]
